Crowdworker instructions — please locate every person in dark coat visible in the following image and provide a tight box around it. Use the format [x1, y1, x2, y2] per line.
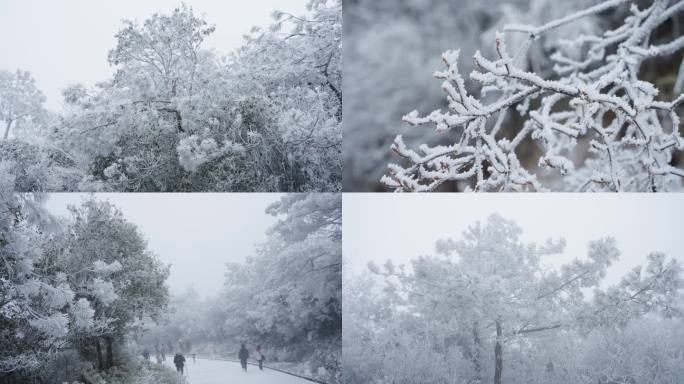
[238, 343, 249, 371]
[173, 353, 186, 374]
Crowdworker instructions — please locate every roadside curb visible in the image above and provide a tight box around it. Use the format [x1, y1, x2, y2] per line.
[195, 356, 327, 384]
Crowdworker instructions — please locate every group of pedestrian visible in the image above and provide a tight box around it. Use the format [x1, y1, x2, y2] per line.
[144, 340, 266, 375]
[153, 341, 174, 364]
[238, 343, 265, 372]
[140, 340, 198, 378]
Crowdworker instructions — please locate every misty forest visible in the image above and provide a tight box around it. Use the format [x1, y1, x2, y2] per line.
[344, 214, 684, 384]
[0, 193, 341, 384]
[0, 0, 341, 192]
[344, 0, 684, 192]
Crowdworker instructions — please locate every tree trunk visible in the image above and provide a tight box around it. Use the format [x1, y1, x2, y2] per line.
[105, 337, 114, 369]
[3, 120, 13, 140]
[96, 339, 104, 371]
[472, 323, 483, 383]
[494, 321, 503, 384]
[64, 354, 69, 382]
[321, 50, 342, 122]
[158, 107, 184, 132]
[326, 80, 342, 121]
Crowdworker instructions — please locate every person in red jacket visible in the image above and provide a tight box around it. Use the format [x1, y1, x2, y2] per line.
[255, 344, 265, 371]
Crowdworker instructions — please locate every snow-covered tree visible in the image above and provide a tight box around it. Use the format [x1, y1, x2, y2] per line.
[0, 70, 45, 141]
[1, 1, 341, 192]
[0, 194, 64, 373]
[219, 0, 342, 191]
[138, 287, 205, 350]
[217, 193, 341, 383]
[54, 199, 170, 370]
[0, 196, 170, 383]
[108, 3, 215, 100]
[348, 214, 683, 384]
[383, 0, 684, 192]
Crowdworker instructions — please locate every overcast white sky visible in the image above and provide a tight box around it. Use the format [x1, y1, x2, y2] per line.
[0, 0, 308, 111]
[45, 193, 283, 299]
[344, 194, 684, 287]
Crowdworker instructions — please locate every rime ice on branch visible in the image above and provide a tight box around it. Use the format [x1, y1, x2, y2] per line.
[383, 0, 684, 192]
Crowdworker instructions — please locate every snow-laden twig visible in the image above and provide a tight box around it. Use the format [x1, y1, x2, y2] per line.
[504, 0, 629, 38]
[383, 0, 684, 192]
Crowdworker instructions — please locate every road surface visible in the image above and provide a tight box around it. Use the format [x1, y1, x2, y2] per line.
[164, 357, 314, 384]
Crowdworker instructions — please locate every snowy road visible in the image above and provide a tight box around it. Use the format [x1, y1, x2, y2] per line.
[164, 358, 315, 384]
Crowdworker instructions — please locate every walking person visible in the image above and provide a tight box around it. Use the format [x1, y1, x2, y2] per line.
[238, 343, 249, 371]
[255, 344, 265, 371]
[192, 353, 196, 363]
[173, 352, 186, 375]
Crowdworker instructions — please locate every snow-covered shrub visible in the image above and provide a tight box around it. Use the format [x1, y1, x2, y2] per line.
[581, 317, 684, 384]
[177, 134, 245, 173]
[0, 140, 84, 192]
[34, 349, 177, 384]
[29, 314, 70, 340]
[70, 298, 96, 331]
[383, 0, 684, 191]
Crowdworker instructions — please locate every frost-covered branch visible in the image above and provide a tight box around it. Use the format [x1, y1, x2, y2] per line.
[383, 0, 684, 192]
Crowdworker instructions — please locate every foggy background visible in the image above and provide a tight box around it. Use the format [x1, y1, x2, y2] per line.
[343, 193, 684, 287]
[0, 0, 308, 111]
[45, 193, 283, 298]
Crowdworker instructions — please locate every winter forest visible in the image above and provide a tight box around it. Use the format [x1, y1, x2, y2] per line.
[0, 193, 341, 384]
[343, 208, 684, 384]
[0, 0, 341, 192]
[344, 0, 684, 192]
[3, 0, 684, 383]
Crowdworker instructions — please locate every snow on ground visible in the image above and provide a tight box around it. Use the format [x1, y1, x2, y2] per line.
[164, 358, 314, 384]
